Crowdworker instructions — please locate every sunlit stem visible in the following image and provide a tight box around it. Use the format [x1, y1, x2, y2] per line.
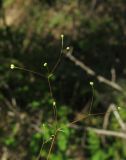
[44, 63, 58, 127]
[10, 64, 46, 78]
[89, 81, 94, 115]
[61, 34, 64, 49]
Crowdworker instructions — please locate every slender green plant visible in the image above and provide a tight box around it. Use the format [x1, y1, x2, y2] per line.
[10, 35, 122, 160]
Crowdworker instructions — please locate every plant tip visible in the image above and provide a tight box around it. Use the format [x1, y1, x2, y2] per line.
[90, 81, 94, 86]
[43, 63, 47, 67]
[10, 64, 15, 69]
[61, 34, 64, 38]
[66, 46, 70, 50]
[118, 107, 121, 110]
[53, 101, 56, 106]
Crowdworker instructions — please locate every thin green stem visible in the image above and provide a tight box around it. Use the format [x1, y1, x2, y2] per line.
[47, 130, 58, 160]
[14, 66, 46, 78]
[88, 85, 94, 115]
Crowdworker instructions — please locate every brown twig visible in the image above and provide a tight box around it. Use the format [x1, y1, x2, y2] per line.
[103, 104, 126, 131]
[86, 127, 126, 139]
[65, 51, 123, 92]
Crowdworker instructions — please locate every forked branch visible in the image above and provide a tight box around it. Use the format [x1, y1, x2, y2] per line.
[65, 50, 123, 92]
[103, 104, 126, 131]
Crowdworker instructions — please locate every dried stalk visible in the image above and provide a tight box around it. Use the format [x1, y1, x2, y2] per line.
[65, 51, 123, 92]
[86, 127, 126, 139]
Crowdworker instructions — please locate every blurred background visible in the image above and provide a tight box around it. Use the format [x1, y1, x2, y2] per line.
[1, 0, 126, 159]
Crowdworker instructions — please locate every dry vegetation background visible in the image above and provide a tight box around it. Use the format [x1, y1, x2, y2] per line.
[1, 0, 126, 160]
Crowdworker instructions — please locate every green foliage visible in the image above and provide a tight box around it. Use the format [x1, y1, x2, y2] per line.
[87, 131, 109, 160]
[4, 137, 17, 147]
[3, 0, 14, 7]
[30, 132, 42, 154]
[57, 126, 70, 151]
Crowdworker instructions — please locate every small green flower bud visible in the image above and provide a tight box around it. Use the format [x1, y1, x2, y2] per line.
[10, 64, 15, 69]
[43, 63, 47, 67]
[53, 101, 56, 106]
[61, 34, 64, 38]
[90, 81, 94, 86]
[66, 46, 70, 50]
[118, 107, 121, 110]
